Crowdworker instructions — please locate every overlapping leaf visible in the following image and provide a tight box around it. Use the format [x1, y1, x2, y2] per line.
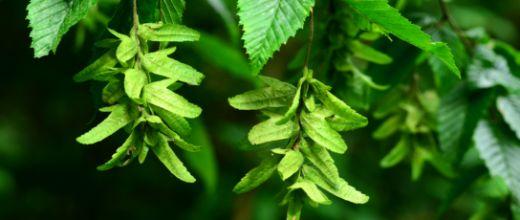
[238, 0, 315, 73]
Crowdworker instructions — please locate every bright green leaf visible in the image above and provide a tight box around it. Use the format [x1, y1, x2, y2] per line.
[143, 81, 202, 118]
[151, 133, 196, 183]
[138, 23, 200, 42]
[277, 150, 304, 180]
[300, 111, 347, 154]
[77, 104, 133, 145]
[238, 0, 315, 74]
[124, 68, 147, 101]
[303, 165, 369, 204]
[248, 117, 299, 145]
[233, 156, 279, 193]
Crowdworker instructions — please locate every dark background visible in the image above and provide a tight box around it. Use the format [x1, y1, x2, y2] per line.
[0, 0, 519, 219]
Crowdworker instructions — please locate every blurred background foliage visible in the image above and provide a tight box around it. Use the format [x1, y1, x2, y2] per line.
[1, 0, 519, 219]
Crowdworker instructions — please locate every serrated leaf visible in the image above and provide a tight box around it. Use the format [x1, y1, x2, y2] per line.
[474, 120, 520, 202]
[143, 82, 202, 118]
[497, 94, 520, 140]
[289, 180, 331, 205]
[299, 138, 339, 183]
[161, 0, 185, 24]
[153, 106, 191, 137]
[260, 76, 297, 90]
[300, 111, 347, 154]
[277, 150, 304, 180]
[343, 0, 460, 77]
[380, 135, 410, 168]
[124, 68, 147, 101]
[142, 50, 204, 85]
[138, 23, 200, 42]
[145, 115, 200, 152]
[73, 50, 118, 82]
[238, 0, 315, 74]
[311, 80, 368, 127]
[229, 87, 295, 110]
[248, 117, 299, 145]
[302, 165, 369, 204]
[468, 45, 520, 93]
[97, 130, 139, 171]
[151, 133, 196, 183]
[27, 0, 98, 58]
[233, 156, 279, 193]
[77, 104, 133, 145]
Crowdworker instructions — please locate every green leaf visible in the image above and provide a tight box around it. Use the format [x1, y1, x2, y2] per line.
[348, 40, 392, 64]
[277, 150, 304, 180]
[302, 165, 369, 204]
[286, 197, 303, 220]
[299, 138, 340, 183]
[97, 130, 139, 171]
[260, 76, 297, 90]
[143, 81, 202, 118]
[124, 68, 148, 101]
[468, 45, 520, 93]
[138, 23, 200, 42]
[228, 87, 295, 110]
[27, 0, 98, 58]
[153, 106, 191, 137]
[474, 120, 520, 202]
[233, 156, 279, 193]
[343, 0, 460, 77]
[289, 180, 331, 205]
[372, 115, 401, 140]
[142, 50, 204, 85]
[238, 0, 315, 73]
[160, 0, 185, 24]
[411, 147, 427, 181]
[248, 117, 299, 145]
[138, 144, 150, 164]
[145, 115, 200, 152]
[277, 78, 305, 124]
[77, 104, 133, 145]
[311, 80, 368, 127]
[116, 35, 138, 63]
[497, 94, 520, 140]
[300, 111, 347, 154]
[73, 50, 118, 82]
[102, 79, 125, 105]
[351, 67, 389, 90]
[151, 133, 196, 183]
[380, 135, 410, 168]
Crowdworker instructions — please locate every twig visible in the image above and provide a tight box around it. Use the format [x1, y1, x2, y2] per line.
[303, 8, 314, 68]
[437, 0, 473, 52]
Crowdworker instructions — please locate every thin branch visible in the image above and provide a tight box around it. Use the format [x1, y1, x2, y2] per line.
[303, 8, 315, 68]
[437, 0, 473, 52]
